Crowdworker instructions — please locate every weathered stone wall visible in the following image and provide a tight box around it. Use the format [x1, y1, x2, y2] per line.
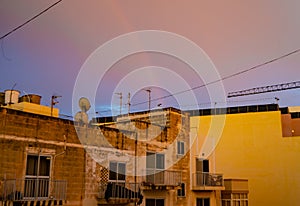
[0, 108, 86, 205]
[84, 108, 191, 206]
[0, 107, 192, 206]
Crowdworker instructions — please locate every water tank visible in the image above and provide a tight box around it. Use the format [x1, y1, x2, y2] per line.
[4, 90, 20, 104]
[19, 94, 41, 105]
[0, 92, 5, 105]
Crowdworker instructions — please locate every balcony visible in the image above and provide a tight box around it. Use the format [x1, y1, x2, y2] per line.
[192, 172, 225, 190]
[98, 182, 142, 205]
[1, 178, 67, 202]
[141, 170, 182, 190]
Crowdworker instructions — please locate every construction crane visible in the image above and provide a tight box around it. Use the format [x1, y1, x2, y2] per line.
[227, 80, 300, 98]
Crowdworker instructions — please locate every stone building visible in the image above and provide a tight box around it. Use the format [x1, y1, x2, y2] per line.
[0, 90, 249, 206]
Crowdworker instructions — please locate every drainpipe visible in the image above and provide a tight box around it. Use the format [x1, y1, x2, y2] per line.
[51, 135, 66, 199]
[52, 135, 66, 176]
[54, 135, 67, 161]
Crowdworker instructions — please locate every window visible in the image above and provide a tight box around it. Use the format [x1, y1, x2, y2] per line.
[177, 141, 184, 155]
[221, 193, 248, 206]
[196, 159, 209, 173]
[109, 162, 126, 181]
[146, 152, 165, 170]
[25, 154, 51, 198]
[177, 182, 185, 197]
[146, 152, 165, 184]
[146, 198, 165, 206]
[197, 198, 210, 206]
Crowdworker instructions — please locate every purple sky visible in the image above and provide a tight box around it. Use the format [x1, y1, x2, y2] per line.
[1, 0, 299, 117]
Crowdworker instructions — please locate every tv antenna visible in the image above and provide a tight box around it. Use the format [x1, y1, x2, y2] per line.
[50, 95, 61, 116]
[115, 92, 122, 115]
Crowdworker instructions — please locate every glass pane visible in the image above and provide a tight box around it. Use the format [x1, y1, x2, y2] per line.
[177, 183, 185, 196]
[110, 162, 117, 172]
[204, 198, 210, 206]
[146, 152, 155, 168]
[177, 142, 181, 154]
[118, 163, 126, 174]
[118, 163, 126, 181]
[39, 156, 50, 176]
[196, 159, 203, 172]
[203, 160, 209, 172]
[109, 162, 117, 180]
[196, 198, 203, 206]
[156, 154, 165, 169]
[26, 155, 38, 176]
[156, 199, 164, 206]
[146, 199, 155, 206]
[181, 142, 184, 154]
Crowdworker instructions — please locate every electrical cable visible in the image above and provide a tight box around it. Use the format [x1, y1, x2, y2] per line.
[95, 48, 300, 115]
[130, 48, 300, 108]
[0, 0, 63, 40]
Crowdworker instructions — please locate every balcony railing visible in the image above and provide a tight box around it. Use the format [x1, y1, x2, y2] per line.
[98, 182, 142, 204]
[142, 169, 182, 186]
[192, 172, 224, 190]
[2, 178, 67, 201]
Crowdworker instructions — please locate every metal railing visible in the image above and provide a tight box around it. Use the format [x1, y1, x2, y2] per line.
[99, 182, 141, 201]
[143, 169, 182, 186]
[192, 172, 223, 187]
[2, 178, 67, 201]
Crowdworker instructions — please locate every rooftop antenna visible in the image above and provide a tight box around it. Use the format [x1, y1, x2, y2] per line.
[145, 88, 151, 111]
[127, 92, 131, 114]
[51, 95, 61, 116]
[23, 91, 31, 103]
[115, 92, 122, 115]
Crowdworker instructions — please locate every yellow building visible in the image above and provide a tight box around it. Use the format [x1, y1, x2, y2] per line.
[189, 104, 300, 206]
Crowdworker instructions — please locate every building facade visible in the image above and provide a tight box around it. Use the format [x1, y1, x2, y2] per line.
[189, 104, 300, 206]
[0, 97, 232, 206]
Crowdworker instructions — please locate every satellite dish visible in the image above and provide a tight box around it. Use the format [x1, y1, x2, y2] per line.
[79, 97, 91, 112]
[74, 111, 89, 124]
[74, 97, 91, 124]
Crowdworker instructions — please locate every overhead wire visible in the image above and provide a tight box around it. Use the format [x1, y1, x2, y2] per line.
[96, 48, 300, 115]
[1, 0, 298, 116]
[131, 48, 300, 107]
[0, 0, 63, 40]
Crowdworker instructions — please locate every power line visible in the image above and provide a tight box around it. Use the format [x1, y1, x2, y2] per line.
[131, 48, 300, 107]
[0, 0, 63, 40]
[95, 48, 300, 114]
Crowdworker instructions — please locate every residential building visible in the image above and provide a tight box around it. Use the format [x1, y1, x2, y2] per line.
[188, 104, 300, 206]
[0, 90, 230, 206]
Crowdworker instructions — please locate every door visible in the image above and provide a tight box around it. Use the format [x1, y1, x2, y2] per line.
[196, 159, 209, 186]
[25, 155, 51, 199]
[197, 198, 210, 206]
[146, 198, 165, 206]
[146, 152, 165, 184]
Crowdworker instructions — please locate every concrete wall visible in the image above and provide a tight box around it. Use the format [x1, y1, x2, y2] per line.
[191, 111, 300, 206]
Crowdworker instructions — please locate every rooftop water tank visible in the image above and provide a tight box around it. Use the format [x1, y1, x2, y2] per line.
[4, 90, 20, 104]
[19, 94, 42, 105]
[0, 92, 5, 105]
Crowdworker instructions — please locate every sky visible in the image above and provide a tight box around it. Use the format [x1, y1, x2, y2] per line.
[0, 0, 299, 117]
